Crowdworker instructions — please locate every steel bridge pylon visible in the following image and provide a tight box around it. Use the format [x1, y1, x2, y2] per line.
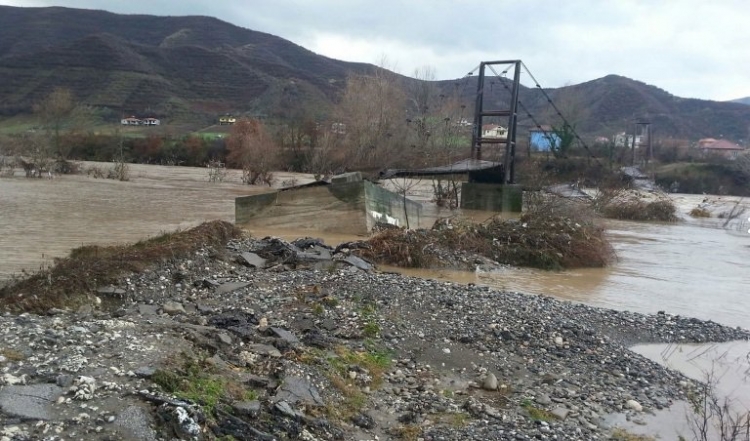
[470, 60, 522, 184]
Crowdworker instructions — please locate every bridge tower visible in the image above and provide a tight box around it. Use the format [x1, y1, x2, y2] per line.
[470, 60, 522, 184]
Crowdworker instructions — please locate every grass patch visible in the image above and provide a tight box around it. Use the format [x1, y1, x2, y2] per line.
[521, 400, 558, 422]
[151, 353, 256, 415]
[309, 343, 392, 420]
[392, 424, 422, 441]
[689, 206, 711, 218]
[0, 348, 26, 362]
[0, 221, 243, 313]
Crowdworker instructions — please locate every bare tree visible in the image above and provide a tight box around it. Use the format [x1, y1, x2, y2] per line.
[226, 118, 279, 186]
[33, 87, 90, 166]
[334, 62, 407, 169]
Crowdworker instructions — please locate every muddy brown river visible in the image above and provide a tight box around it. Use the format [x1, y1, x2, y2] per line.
[1, 162, 749, 436]
[1, 163, 748, 328]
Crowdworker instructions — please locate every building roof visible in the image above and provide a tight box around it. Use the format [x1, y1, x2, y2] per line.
[698, 139, 744, 150]
[379, 158, 502, 179]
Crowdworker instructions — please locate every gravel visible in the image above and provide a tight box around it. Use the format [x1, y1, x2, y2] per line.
[0, 236, 747, 440]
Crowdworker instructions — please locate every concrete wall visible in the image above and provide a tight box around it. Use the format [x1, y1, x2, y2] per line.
[235, 180, 422, 234]
[461, 183, 523, 212]
[363, 181, 422, 230]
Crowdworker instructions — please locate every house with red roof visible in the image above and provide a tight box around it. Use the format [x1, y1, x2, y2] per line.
[697, 138, 745, 159]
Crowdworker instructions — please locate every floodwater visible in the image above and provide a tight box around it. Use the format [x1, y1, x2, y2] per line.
[2, 163, 749, 435]
[2, 164, 748, 329]
[0, 162, 312, 279]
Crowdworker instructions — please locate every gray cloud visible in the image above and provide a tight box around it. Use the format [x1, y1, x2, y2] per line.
[2, 0, 748, 100]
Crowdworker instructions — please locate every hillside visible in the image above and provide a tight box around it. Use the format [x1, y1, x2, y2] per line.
[730, 97, 750, 106]
[437, 74, 750, 142]
[1, 5, 749, 141]
[0, 5, 377, 122]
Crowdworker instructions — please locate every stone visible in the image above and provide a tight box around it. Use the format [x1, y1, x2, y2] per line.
[535, 393, 552, 405]
[161, 301, 185, 315]
[482, 373, 498, 391]
[272, 376, 324, 406]
[97, 286, 126, 296]
[137, 304, 160, 316]
[247, 344, 282, 358]
[217, 332, 232, 345]
[267, 327, 300, 344]
[233, 400, 262, 418]
[1, 374, 27, 386]
[134, 366, 157, 378]
[240, 252, 267, 269]
[215, 281, 251, 295]
[550, 407, 570, 420]
[275, 400, 305, 419]
[626, 399, 643, 412]
[352, 413, 375, 429]
[342, 255, 374, 271]
[554, 336, 564, 347]
[0, 384, 64, 420]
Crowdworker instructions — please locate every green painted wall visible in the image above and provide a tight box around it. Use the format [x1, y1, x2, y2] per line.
[461, 183, 523, 212]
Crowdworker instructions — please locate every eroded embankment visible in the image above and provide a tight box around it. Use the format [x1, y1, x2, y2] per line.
[357, 205, 614, 271]
[1, 224, 748, 440]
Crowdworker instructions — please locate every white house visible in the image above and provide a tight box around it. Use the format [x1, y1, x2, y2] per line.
[121, 117, 141, 126]
[614, 132, 643, 148]
[481, 124, 508, 139]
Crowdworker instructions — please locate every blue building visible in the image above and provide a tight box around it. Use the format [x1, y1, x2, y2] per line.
[529, 127, 560, 152]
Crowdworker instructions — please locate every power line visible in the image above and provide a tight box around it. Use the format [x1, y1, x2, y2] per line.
[519, 61, 602, 166]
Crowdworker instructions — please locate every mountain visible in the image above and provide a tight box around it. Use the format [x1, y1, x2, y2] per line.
[0, 5, 378, 121]
[1, 5, 749, 142]
[433, 74, 750, 142]
[730, 97, 750, 106]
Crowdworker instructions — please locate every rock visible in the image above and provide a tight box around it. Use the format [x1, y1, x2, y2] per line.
[0, 384, 64, 420]
[240, 252, 267, 269]
[482, 373, 498, 391]
[161, 301, 185, 315]
[134, 366, 157, 378]
[352, 413, 375, 429]
[72, 376, 97, 400]
[247, 344, 282, 358]
[272, 376, 324, 406]
[115, 405, 158, 441]
[550, 407, 570, 420]
[1, 373, 27, 386]
[554, 336, 564, 347]
[201, 279, 221, 288]
[275, 400, 306, 419]
[267, 327, 300, 344]
[341, 255, 374, 271]
[216, 281, 251, 295]
[233, 400, 262, 418]
[217, 332, 233, 345]
[626, 399, 643, 412]
[138, 304, 160, 316]
[170, 406, 201, 439]
[535, 393, 552, 405]
[97, 286, 126, 296]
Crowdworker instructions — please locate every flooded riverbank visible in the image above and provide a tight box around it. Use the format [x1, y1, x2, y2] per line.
[2, 165, 748, 330]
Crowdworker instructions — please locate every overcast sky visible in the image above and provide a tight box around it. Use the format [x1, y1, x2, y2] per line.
[3, 0, 749, 101]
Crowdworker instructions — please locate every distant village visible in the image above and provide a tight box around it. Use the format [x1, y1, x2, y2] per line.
[120, 116, 161, 126]
[117, 113, 746, 161]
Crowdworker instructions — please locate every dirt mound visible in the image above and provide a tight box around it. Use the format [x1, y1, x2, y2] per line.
[0, 220, 244, 313]
[358, 208, 614, 271]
